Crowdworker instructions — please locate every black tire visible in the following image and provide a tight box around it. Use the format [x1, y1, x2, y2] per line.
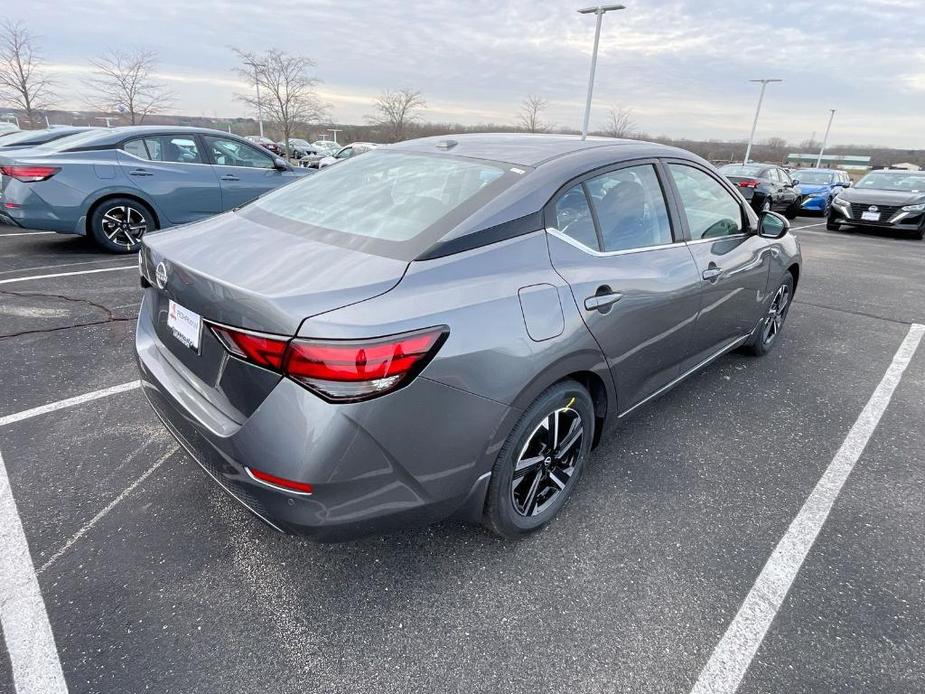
[89, 197, 155, 253]
[483, 380, 595, 539]
[742, 272, 794, 357]
[784, 203, 799, 220]
[826, 213, 841, 231]
[913, 226, 924, 240]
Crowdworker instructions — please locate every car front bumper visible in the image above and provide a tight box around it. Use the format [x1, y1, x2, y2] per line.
[800, 195, 828, 211]
[830, 204, 925, 231]
[135, 293, 509, 540]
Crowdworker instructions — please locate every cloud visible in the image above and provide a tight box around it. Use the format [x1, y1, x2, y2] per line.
[16, 0, 925, 147]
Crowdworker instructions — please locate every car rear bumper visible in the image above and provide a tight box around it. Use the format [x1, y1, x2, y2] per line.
[0, 180, 83, 233]
[135, 293, 510, 540]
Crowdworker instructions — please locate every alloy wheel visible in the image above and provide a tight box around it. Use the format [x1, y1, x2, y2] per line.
[100, 205, 147, 248]
[762, 283, 791, 345]
[511, 405, 584, 517]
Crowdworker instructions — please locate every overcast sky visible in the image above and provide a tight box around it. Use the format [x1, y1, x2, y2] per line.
[20, 0, 925, 147]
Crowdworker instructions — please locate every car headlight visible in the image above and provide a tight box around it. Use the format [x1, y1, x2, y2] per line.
[901, 203, 925, 212]
[833, 196, 850, 207]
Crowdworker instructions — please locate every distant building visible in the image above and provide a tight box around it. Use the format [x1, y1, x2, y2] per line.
[887, 162, 921, 171]
[786, 153, 871, 172]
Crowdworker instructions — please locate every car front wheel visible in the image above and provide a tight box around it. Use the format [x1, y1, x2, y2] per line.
[483, 380, 594, 538]
[826, 213, 841, 231]
[90, 197, 155, 253]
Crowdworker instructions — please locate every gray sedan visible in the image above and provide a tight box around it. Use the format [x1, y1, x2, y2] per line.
[0, 126, 310, 252]
[136, 134, 801, 540]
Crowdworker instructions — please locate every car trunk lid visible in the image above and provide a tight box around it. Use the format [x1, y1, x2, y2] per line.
[140, 210, 408, 400]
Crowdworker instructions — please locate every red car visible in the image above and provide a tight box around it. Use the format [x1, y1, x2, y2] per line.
[245, 135, 286, 157]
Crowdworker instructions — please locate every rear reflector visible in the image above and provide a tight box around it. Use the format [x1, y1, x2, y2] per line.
[737, 178, 759, 188]
[0, 165, 60, 182]
[245, 466, 313, 495]
[206, 322, 448, 402]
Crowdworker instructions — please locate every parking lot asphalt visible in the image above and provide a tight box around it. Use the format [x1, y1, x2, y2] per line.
[0, 219, 922, 693]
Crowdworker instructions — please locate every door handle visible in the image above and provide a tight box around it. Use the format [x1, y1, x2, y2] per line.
[702, 267, 722, 281]
[584, 292, 623, 312]
[220, 175, 240, 182]
[129, 169, 152, 177]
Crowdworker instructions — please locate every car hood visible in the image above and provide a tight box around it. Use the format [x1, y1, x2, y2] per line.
[836, 187, 925, 206]
[798, 183, 832, 195]
[141, 210, 408, 335]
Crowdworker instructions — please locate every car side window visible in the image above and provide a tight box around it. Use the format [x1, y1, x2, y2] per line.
[553, 184, 599, 250]
[162, 137, 202, 164]
[204, 136, 275, 169]
[336, 147, 353, 160]
[768, 168, 780, 183]
[123, 138, 150, 160]
[585, 164, 673, 252]
[668, 164, 744, 239]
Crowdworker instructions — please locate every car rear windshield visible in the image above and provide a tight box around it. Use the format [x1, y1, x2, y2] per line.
[795, 171, 834, 185]
[855, 171, 925, 192]
[242, 150, 518, 259]
[720, 164, 765, 177]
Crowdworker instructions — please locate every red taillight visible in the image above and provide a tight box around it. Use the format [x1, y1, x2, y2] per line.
[245, 466, 313, 495]
[209, 324, 288, 370]
[206, 322, 447, 402]
[737, 178, 759, 189]
[284, 328, 447, 401]
[0, 165, 60, 182]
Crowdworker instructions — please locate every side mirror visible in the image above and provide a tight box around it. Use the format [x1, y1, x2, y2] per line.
[758, 210, 789, 239]
[790, 179, 799, 186]
[273, 157, 289, 171]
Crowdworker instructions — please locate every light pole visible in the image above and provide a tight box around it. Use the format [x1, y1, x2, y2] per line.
[328, 128, 342, 144]
[578, 4, 626, 140]
[743, 78, 782, 164]
[815, 109, 836, 168]
[243, 58, 265, 138]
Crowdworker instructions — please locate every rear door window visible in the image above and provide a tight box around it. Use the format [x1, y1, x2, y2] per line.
[585, 164, 673, 252]
[123, 135, 202, 164]
[553, 185, 599, 250]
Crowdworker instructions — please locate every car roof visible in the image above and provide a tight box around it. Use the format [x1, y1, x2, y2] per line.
[52, 125, 253, 148]
[390, 133, 689, 168]
[797, 168, 840, 174]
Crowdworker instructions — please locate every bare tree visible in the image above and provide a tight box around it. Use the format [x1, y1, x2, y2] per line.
[233, 48, 326, 157]
[0, 21, 53, 128]
[366, 88, 426, 142]
[517, 95, 548, 133]
[87, 49, 172, 125]
[765, 136, 789, 163]
[600, 106, 637, 139]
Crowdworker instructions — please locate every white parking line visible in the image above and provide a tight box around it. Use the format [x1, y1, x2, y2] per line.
[0, 449, 69, 693]
[0, 231, 57, 238]
[38, 443, 178, 575]
[0, 381, 140, 428]
[0, 265, 135, 285]
[689, 322, 925, 694]
[792, 221, 827, 230]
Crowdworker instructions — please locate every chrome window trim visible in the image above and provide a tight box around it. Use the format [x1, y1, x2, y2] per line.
[120, 147, 212, 167]
[685, 233, 750, 245]
[546, 227, 685, 257]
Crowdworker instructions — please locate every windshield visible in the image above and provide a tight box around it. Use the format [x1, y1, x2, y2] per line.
[720, 164, 765, 177]
[855, 171, 925, 192]
[795, 171, 834, 185]
[242, 150, 518, 258]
